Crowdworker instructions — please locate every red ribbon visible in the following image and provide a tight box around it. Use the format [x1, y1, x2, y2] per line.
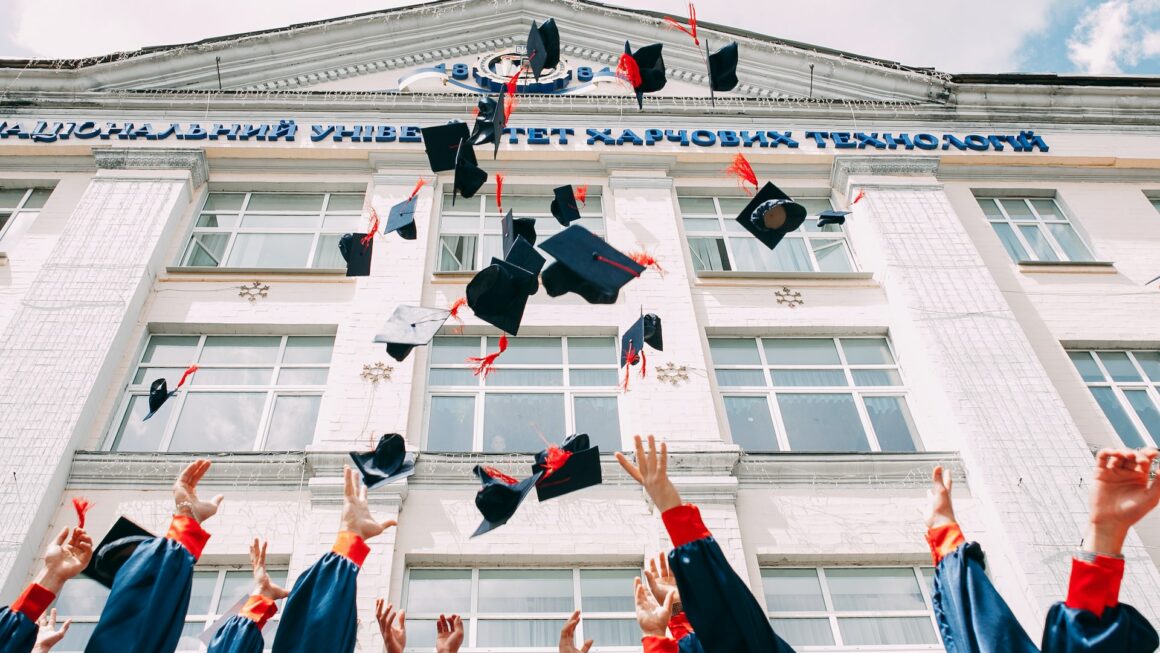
[361, 207, 380, 246]
[468, 333, 508, 378]
[575, 185, 588, 205]
[595, 255, 642, 278]
[72, 497, 91, 529]
[616, 53, 642, 89]
[622, 341, 636, 391]
[541, 446, 574, 479]
[409, 178, 426, 200]
[725, 154, 758, 194]
[852, 189, 867, 205]
[483, 466, 519, 486]
[176, 364, 199, 389]
[628, 250, 665, 277]
[662, 3, 699, 45]
[495, 174, 505, 212]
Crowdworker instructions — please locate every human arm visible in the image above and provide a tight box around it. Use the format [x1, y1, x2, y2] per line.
[558, 610, 592, 653]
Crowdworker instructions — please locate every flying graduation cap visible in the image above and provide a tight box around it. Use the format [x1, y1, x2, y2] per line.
[339, 232, 373, 276]
[349, 433, 416, 489]
[502, 209, 538, 252]
[735, 182, 807, 250]
[620, 311, 663, 389]
[466, 259, 535, 335]
[83, 516, 155, 588]
[373, 305, 451, 362]
[540, 225, 645, 304]
[453, 138, 488, 206]
[525, 19, 560, 80]
[531, 433, 602, 502]
[706, 40, 739, 104]
[469, 87, 507, 160]
[550, 184, 587, 226]
[617, 41, 667, 110]
[383, 179, 427, 241]
[817, 209, 851, 229]
[471, 465, 543, 537]
[144, 365, 198, 421]
[421, 122, 474, 173]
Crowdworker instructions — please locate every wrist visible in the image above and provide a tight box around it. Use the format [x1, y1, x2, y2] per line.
[174, 501, 197, 522]
[642, 627, 667, 638]
[34, 569, 66, 595]
[1085, 523, 1129, 557]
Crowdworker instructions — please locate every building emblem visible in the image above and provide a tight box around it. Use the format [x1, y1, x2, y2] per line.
[399, 48, 617, 95]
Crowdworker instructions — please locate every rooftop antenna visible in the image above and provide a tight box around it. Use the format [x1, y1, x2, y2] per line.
[215, 56, 223, 90]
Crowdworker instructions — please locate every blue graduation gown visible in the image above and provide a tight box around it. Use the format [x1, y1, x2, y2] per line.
[1042, 603, 1158, 653]
[678, 632, 706, 653]
[0, 608, 37, 653]
[663, 505, 795, 653]
[270, 553, 359, 653]
[931, 541, 1039, 653]
[207, 616, 265, 653]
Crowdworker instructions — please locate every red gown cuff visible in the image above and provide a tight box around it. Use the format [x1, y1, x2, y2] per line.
[642, 635, 679, 653]
[1066, 555, 1125, 618]
[11, 583, 54, 621]
[925, 523, 966, 566]
[332, 531, 370, 568]
[661, 505, 712, 548]
[240, 594, 278, 629]
[668, 611, 693, 641]
[166, 515, 211, 561]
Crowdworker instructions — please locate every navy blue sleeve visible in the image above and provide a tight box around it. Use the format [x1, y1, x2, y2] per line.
[1041, 603, 1159, 653]
[678, 631, 706, 653]
[0, 607, 37, 653]
[84, 537, 196, 653]
[207, 615, 265, 653]
[270, 553, 359, 653]
[930, 541, 1039, 653]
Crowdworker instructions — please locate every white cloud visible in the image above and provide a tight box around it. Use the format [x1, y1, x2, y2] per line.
[1067, 0, 1160, 73]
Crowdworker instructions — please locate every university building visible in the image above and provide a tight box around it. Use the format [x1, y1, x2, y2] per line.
[1, 0, 1159, 650]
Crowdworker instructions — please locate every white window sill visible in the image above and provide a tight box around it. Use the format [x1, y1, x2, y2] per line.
[1017, 261, 1116, 274]
[432, 270, 476, 283]
[696, 270, 876, 284]
[164, 266, 348, 277]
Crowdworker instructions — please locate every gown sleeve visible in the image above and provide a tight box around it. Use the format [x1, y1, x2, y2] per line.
[644, 635, 680, 653]
[269, 532, 368, 653]
[926, 523, 1039, 653]
[1040, 554, 1159, 653]
[0, 583, 56, 653]
[84, 516, 210, 653]
[662, 504, 796, 653]
[206, 596, 279, 653]
[669, 612, 705, 653]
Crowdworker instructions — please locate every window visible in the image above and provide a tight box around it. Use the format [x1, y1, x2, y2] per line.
[976, 197, 1094, 263]
[180, 192, 366, 269]
[710, 337, 920, 452]
[762, 566, 939, 649]
[1069, 350, 1160, 448]
[51, 569, 287, 651]
[404, 568, 639, 650]
[436, 191, 605, 272]
[1151, 197, 1160, 215]
[109, 334, 333, 452]
[426, 336, 621, 452]
[0, 187, 51, 242]
[679, 194, 854, 274]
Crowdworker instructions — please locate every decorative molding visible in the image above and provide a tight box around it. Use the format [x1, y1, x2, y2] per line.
[654, 362, 690, 386]
[361, 361, 394, 384]
[92, 147, 208, 186]
[736, 451, 965, 488]
[831, 155, 941, 193]
[608, 176, 676, 190]
[237, 281, 270, 303]
[774, 286, 804, 308]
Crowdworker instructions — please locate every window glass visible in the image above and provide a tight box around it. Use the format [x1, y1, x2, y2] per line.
[977, 196, 1093, 263]
[723, 396, 778, 451]
[779, 393, 870, 451]
[761, 569, 825, 611]
[483, 393, 565, 452]
[406, 570, 472, 614]
[763, 339, 840, 366]
[478, 570, 573, 613]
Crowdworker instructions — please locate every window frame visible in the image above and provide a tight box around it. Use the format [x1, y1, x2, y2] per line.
[762, 565, 940, 651]
[1069, 349, 1160, 449]
[975, 196, 1094, 263]
[1149, 196, 1160, 215]
[711, 336, 920, 453]
[0, 187, 51, 242]
[425, 335, 622, 452]
[402, 567, 640, 652]
[105, 334, 333, 453]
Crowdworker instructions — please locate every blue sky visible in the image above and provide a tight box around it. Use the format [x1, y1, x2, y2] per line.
[0, 0, 1156, 74]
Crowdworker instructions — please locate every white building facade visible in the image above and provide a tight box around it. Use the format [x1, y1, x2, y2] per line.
[1, 0, 1159, 650]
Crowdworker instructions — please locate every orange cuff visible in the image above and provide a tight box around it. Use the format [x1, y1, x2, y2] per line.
[166, 515, 211, 561]
[1066, 555, 1125, 618]
[643, 635, 679, 653]
[332, 531, 370, 568]
[925, 523, 966, 566]
[11, 583, 54, 621]
[661, 505, 712, 548]
[668, 611, 693, 641]
[240, 594, 278, 629]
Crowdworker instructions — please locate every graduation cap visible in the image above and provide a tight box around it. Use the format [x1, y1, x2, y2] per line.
[504, 237, 546, 295]
[338, 233, 373, 276]
[706, 40, 739, 103]
[532, 433, 602, 502]
[525, 19, 560, 80]
[735, 182, 807, 250]
[550, 185, 585, 226]
[472, 465, 543, 537]
[502, 210, 538, 254]
[82, 516, 154, 589]
[349, 433, 416, 489]
[421, 122, 475, 173]
[817, 210, 851, 229]
[540, 225, 645, 304]
[453, 138, 488, 206]
[383, 180, 425, 241]
[620, 312, 663, 367]
[144, 365, 198, 421]
[469, 88, 507, 160]
[466, 260, 534, 335]
[617, 41, 667, 110]
[373, 305, 451, 362]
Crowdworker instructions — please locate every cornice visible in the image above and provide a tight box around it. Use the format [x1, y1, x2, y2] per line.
[831, 154, 941, 192]
[736, 451, 965, 488]
[92, 147, 208, 186]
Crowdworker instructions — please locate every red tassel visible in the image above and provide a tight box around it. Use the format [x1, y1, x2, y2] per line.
[628, 250, 665, 278]
[852, 189, 866, 205]
[725, 154, 758, 194]
[506, 66, 523, 97]
[495, 174, 505, 212]
[176, 364, 199, 389]
[449, 297, 468, 320]
[575, 185, 588, 205]
[361, 207, 380, 246]
[662, 4, 699, 45]
[468, 333, 508, 378]
[541, 445, 574, 479]
[472, 106, 481, 118]
[483, 466, 519, 486]
[503, 94, 517, 122]
[72, 497, 91, 529]
[409, 178, 426, 200]
[616, 53, 642, 88]
[621, 342, 636, 392]
[640, 348, 648, 379]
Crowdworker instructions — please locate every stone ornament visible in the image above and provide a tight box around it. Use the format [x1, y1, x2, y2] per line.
[361, 362, 394, 384]
[775, 286, 804, 308]
[238, 281, 270, 303]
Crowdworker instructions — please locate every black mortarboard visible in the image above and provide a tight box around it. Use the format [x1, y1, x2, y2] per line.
[550, 185, 583, 226]
[540, 225, 645, 304]
[373, 305, 451, 362]
[532, 433, 602, 502]
[623, 41, 666, 110]
[472, 465, 543, 537]
[453, 139, 488, 206]
[469, 89, 507, 160]
[502, 210, 538, 254]
[145, 379, 174, 420]
[384, 197, 418, 240]
[338, 233, 373, 276]
[466, 261, 533, 335]
[735, 182, 807, 250]
[422, 122, 475, 173]
[526, 19, 560, 80]
[349, 433, 416, 489]
[504, 237, 546, 295]
[707, 41, 739, 93]
[83, 516, 154, 589]
[620, 312, 663, 367]
[817, 209, 851, 228]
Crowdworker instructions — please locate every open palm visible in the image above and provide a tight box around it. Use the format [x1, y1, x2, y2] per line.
[342, 466, 397, 540]
[173, 459, 223, 523]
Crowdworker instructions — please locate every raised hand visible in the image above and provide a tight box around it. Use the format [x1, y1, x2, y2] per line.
[37, 528, 93, 595]
[645, 553, 680, 609]
[634, 576, 675, 638]
[342, 466, 398, 540]
[33, 608, 70, 653]
[1086, 448, 1160, 556]
[615, 435, 682, 512]
[925, 466, 957, 529]
[250, 539, 289, 601]
[173, 459, 223, 524]
[559, 610, 593, 653]
[436, 614, 465, 653]
[375, 599, 406, 653]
